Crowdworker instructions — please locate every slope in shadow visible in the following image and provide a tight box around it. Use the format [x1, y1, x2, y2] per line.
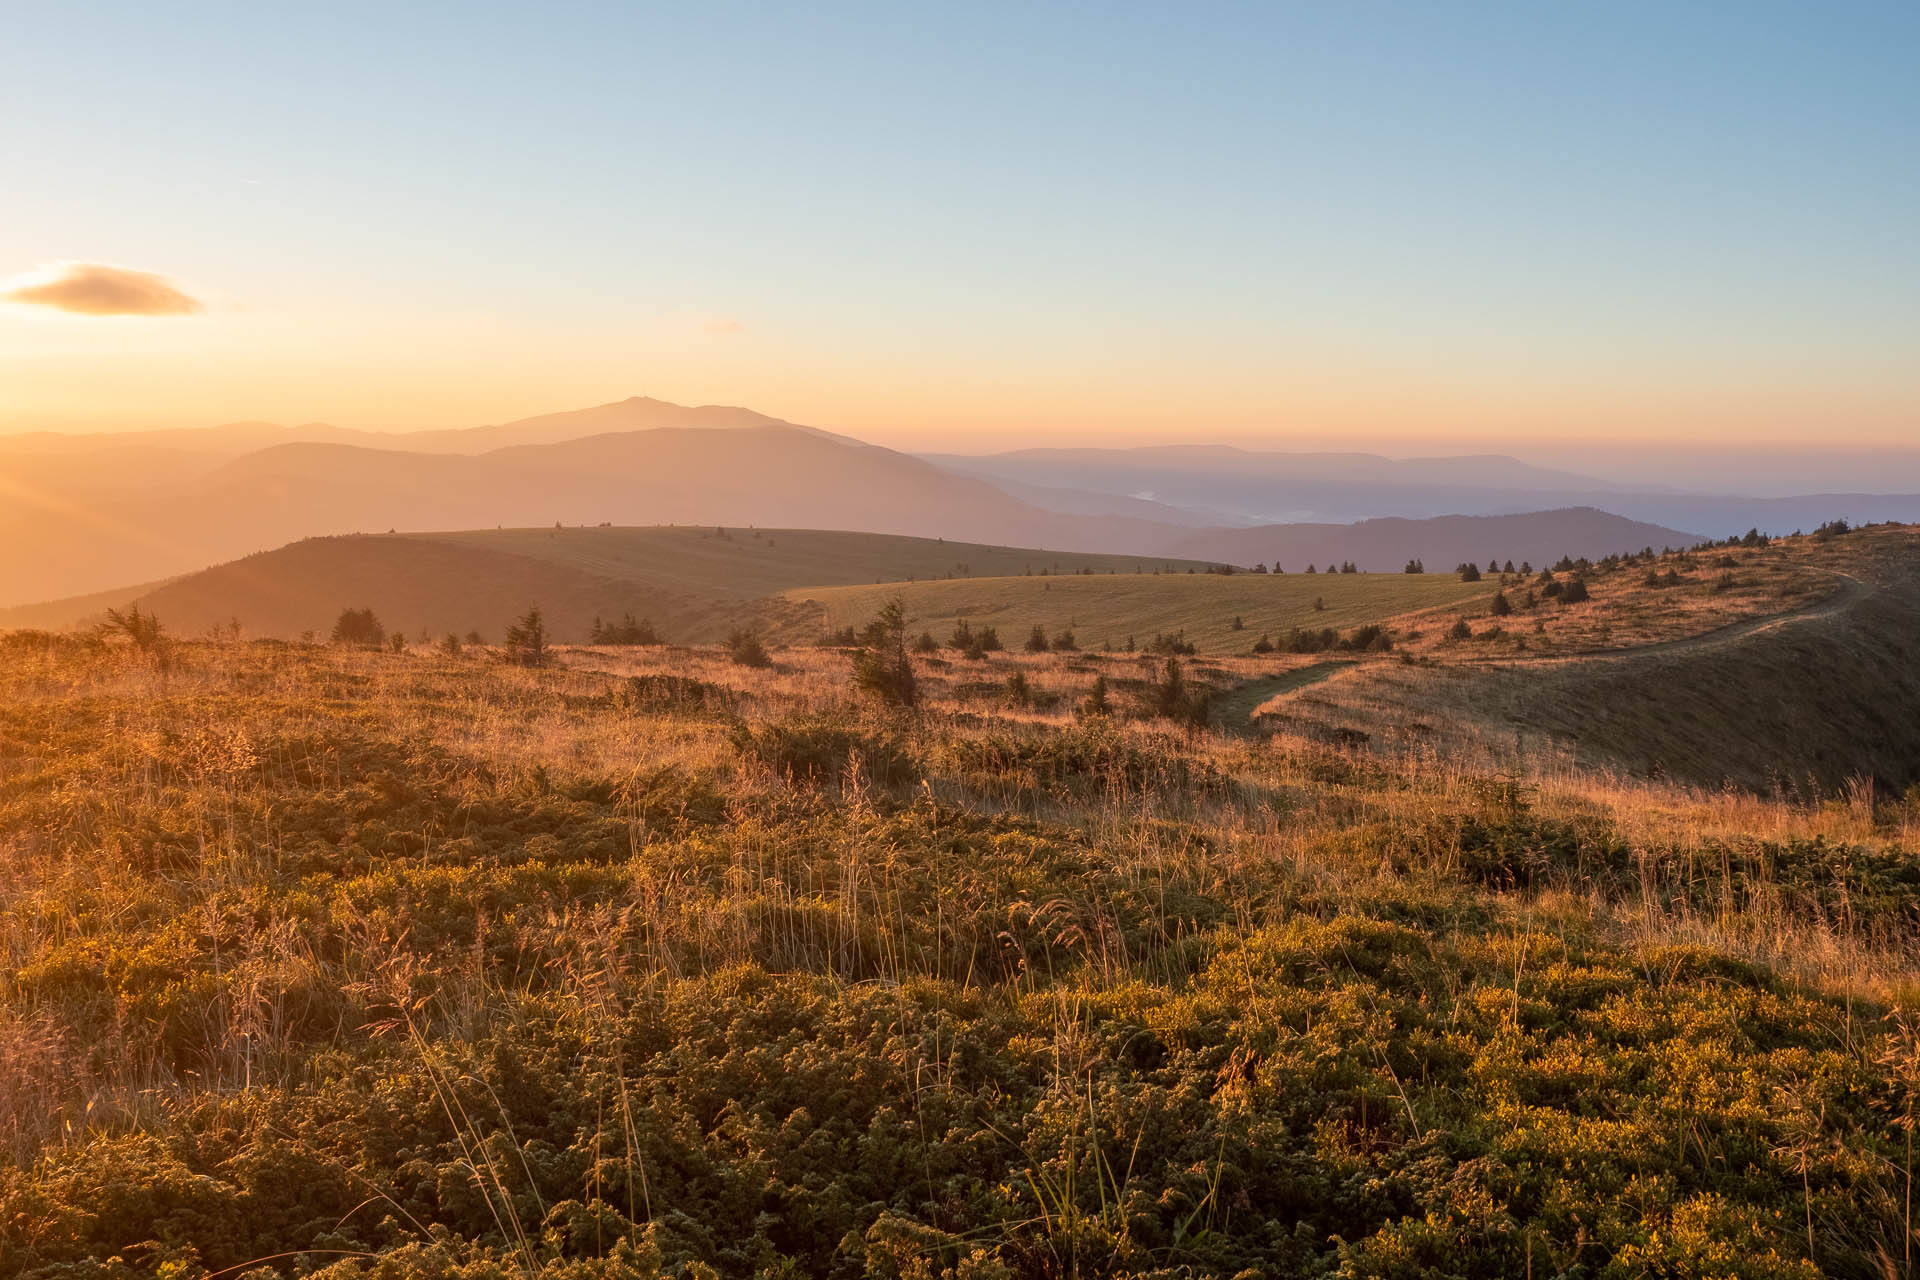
[1487, 555, 1920, 794]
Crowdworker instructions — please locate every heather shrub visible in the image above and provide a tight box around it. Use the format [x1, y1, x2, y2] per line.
[730, 712, 920, 786]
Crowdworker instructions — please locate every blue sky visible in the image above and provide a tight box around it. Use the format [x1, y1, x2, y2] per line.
[2, 0, 1915, 460]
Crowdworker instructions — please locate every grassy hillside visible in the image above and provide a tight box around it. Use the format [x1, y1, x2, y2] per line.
[1247, 524, 1920, 793]
[1457, 526, 1920, 792]
[124, 534, 815, 645]
[6, 527, 1220, 645]
[2, 627, 1917, 1276]
[794, 569, 1495, 654]
[423, 525, 1215, 597]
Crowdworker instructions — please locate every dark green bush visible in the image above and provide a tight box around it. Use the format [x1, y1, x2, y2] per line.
[619, 673, 734, 712]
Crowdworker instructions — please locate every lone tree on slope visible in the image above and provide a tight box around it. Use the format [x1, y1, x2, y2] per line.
[852, 598, 918, 707]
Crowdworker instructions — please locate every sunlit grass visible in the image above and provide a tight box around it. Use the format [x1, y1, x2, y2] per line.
[1, 532, 1917, 1275]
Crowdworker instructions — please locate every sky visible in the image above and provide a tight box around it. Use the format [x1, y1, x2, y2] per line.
[2, 1, 1917, 469]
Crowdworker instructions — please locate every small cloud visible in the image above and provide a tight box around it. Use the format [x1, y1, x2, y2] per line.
[703, 317, 743, 336]
[2, 262, 203, 316]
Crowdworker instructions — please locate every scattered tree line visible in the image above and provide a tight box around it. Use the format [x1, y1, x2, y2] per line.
[590, 613, 660, 645]
[1250, 624, 1391, 655]
[1023, 624, 1077, 653]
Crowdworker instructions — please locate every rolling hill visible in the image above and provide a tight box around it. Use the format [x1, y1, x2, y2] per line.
[0, 527, 1222, 644]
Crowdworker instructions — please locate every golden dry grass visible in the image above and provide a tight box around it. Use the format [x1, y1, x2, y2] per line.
[4, 619, 1920, 1275]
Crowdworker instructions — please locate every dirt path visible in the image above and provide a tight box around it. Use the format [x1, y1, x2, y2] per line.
[1212, 660, 1356, 730]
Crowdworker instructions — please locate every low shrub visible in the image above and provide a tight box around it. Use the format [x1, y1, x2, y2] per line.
[941, 719, 1223, 801]
[619, 673, 735, 713]
[731, 713, 920, 787]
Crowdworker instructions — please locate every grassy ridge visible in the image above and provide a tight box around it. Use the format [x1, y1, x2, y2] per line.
[792, 570, 1494, 653]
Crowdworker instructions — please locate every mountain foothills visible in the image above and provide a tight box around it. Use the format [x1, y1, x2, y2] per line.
[1162, 507, 1696, 573]
[930, 444, 1920, 532]
[11, 393, 1920, 610]
[2, 521, 1920, 1277]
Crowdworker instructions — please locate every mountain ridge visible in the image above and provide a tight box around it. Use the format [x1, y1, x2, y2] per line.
[1166, 507, 1703, 572]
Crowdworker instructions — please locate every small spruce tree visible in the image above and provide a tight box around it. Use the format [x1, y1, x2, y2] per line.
[503, 606, 549, 667]
[1077, 675, 1112, 719]
[851, 599, 917, 706]
[727, 628, 771, 667]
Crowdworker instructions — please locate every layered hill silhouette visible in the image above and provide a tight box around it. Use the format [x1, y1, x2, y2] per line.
[0, 396, 807, 462]
[926, 443, 1652, 527]
[0, 396, 1716, 607]
[929, 444, 1920, 535]
[0, 422, 1178, 604]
